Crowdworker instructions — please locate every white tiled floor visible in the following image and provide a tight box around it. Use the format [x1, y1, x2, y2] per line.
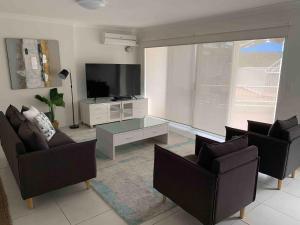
[1, 132, 300, 225]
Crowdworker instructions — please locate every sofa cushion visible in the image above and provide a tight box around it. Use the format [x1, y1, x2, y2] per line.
[10, 111, 26, 131]
[18, 120, 49, 152]
[198, 135, 248, 170]
[23, 106, 40, 122]
[5, 105, 19, 119]
[48, 130, 75, 148]
[5, 105, 26, 130]
[21, 105, 30, 114]
[33, 112, 56, 141]
[268, 116, 298, 140]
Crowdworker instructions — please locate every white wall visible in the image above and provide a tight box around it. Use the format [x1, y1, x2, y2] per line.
[144, 47, 168, 118]
[0, 18, 138, 126]
[73, 26, 138, 102]
[139, 1, 300, 121]
[0, 17, 75, 127]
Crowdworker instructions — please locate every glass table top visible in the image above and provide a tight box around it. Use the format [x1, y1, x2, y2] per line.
[97, 117, 168, 134]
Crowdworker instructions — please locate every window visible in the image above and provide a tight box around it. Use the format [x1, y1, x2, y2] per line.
[145, 38, 285, 135]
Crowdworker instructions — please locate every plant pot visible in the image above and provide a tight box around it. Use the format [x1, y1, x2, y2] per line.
[52, 120, 59, 129]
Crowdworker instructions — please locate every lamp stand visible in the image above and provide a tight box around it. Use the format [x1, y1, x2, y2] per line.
[69, 72, 79, 129]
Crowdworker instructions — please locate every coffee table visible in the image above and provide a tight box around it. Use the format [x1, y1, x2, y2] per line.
[96, 117, 168, 160]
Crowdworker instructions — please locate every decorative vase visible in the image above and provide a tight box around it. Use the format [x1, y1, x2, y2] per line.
[52, 120, 59, 129]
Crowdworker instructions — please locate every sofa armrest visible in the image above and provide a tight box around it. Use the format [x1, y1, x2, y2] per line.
[18, 140, 97, 199]
[212, 145, 259, 223]
[248, 132, 289, 179]
[154, 144, 216, 225]
[211, 146, 258, 174]
[225, 126, 247, 141]
[195, 135, 221, 156]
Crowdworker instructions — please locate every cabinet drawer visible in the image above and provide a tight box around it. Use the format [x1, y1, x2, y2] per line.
[91, 115, 109, 125]
[90, 104, 108, 112]
[143, 125, 168, 139]
[114, 130, 143, 146]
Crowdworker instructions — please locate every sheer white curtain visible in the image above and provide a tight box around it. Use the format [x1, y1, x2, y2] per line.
[145, 38, 284, 135]
[145, 45, 196, 125]
[192, 42, 234, 135]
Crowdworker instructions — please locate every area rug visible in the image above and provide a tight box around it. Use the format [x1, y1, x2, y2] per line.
[91, 132, 195, 225]
[0, 177, 12, 225]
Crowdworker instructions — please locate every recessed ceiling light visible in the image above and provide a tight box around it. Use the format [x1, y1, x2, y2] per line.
[76, 0, 107, 10]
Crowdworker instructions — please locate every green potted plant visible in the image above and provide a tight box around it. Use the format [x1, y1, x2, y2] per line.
[35, 88, 65, 129]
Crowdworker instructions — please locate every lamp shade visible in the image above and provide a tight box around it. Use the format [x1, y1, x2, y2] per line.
[58, 69, 69, 80]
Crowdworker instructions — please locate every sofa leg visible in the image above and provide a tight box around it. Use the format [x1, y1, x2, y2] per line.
[240, 207, 245, 219]
[278, 180, 283, 190]
[85, 180, 91, 189]
[162, 195, 166, 203]
[26, 198, 33, 209]
[292, 171, 296, 178]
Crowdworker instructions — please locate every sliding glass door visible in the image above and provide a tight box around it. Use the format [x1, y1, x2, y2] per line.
[145, 38, 285, 135]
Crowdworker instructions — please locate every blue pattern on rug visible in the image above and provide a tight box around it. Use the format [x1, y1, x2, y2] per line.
[91, 137, 194, 225]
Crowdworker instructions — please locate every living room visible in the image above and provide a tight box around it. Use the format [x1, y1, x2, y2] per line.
[0, 0, 300, 225]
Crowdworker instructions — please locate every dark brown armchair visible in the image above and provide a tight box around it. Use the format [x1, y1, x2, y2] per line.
[226, 120, 300, 190]
[153, 135, 259, 225]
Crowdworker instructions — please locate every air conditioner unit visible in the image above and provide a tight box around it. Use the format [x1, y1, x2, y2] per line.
[103, 33, 137, 46]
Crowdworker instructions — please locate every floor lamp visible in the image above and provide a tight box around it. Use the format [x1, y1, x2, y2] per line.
[58, 69, 80, 129]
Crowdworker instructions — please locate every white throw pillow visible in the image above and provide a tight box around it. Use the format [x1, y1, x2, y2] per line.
[33, 112, 56, 141]
[23, 106, 40, 122]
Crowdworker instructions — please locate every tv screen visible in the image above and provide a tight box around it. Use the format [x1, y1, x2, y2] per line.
[86, 64, 141, 98]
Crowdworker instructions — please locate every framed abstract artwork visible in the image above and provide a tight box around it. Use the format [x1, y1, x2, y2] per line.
[5, 38, 62, 89]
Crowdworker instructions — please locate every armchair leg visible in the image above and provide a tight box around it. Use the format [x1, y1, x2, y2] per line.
[278, 180, 283, 190]
[292, 171, 296, 178]
[85, 180, 91, 189]
[162, 195, 166, 203]
[240, 207, 245, 219]
[26, 198, 33, 209]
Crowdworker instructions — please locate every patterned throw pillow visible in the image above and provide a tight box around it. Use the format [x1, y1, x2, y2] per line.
[23, 106, 40, 122]
[33, 112, 56, 141]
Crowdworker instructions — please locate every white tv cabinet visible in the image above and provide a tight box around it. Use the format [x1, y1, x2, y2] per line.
[80, 98, 148, 128]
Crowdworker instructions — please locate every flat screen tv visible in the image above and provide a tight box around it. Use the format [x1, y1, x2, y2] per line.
[86, 64, 141, 98]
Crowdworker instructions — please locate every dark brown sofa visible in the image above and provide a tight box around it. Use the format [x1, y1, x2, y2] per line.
[0, 111, 97, 208]
[226, 120, 300, 190]
[154, 135, 259, 225]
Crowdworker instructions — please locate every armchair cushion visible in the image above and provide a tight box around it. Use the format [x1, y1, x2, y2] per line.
[195, 135, 220, 156]
[282, 125, 300, 142]
[211, 145, 258, 174]
[268, 116, 298, 139]
[247, 120, 272, 135]
[225, 126, 247, 141]
[198, 135, 248, 170]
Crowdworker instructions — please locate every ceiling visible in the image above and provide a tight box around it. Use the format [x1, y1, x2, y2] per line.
[0, 0, 294, 28]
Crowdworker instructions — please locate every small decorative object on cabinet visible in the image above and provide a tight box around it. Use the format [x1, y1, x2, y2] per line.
[35, 88, 65, 129]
